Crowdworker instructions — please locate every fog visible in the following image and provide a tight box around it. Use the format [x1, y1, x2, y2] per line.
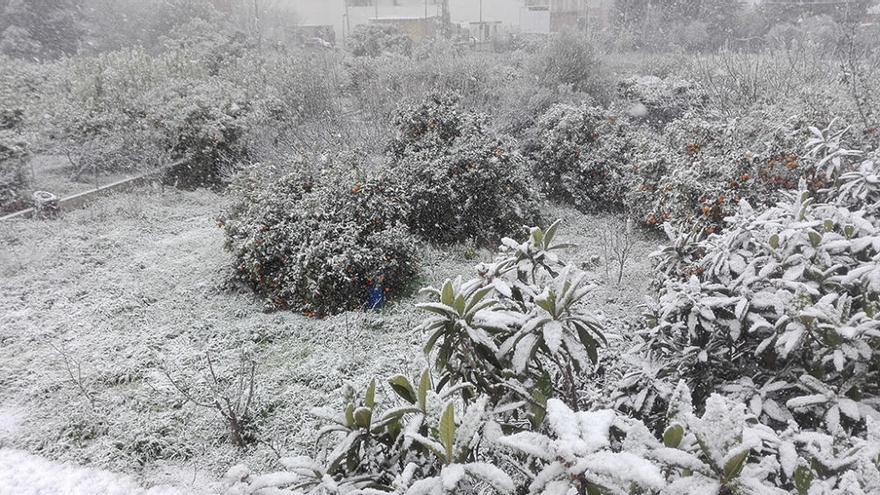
[1, 0, 877, 57]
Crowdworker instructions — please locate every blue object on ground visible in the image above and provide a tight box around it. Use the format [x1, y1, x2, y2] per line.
[367, 284, 385, 310]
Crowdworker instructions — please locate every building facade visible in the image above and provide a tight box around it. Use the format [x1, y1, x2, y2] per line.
[289, 0, 612, 43]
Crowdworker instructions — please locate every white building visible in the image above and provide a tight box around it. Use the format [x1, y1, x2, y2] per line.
[288, 0, 611, 43]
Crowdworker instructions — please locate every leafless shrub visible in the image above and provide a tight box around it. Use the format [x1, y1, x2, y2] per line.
[689, 47, 834, 115]
[51, 343, 97, 411]
[161, 352, 258, 448]
[839, 26, 880, 130]
[599, 215, 634, 286]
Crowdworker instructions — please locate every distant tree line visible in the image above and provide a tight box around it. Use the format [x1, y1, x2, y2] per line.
[0, 0, 84, 59]
[0, 0, 262, 60]
[0, 0, 877, 60]
[612, 0, 875, 51]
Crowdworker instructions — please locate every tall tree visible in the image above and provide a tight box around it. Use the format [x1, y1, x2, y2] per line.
[760, 0, 872, 24]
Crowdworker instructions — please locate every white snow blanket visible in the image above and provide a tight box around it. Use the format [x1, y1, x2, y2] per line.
[0, 449, 185, 495]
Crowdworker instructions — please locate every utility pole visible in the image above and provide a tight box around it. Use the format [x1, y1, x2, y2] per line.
[583, 0, 589, 35]
[253, 0, 261, 47]
[479, 0, 483, 43]
[375, 0, 379, 20]
[345, 0, 351, 43]
[441, 0, 450, 38]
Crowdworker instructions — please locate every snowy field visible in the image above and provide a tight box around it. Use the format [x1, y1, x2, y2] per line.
[0, 188, 656, 492]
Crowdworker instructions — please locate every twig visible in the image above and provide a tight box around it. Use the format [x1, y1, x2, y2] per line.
[51, 343, 96, 411]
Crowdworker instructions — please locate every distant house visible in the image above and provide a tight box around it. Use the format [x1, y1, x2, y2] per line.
[868, 2, 880, 23]
[522, 0, 613, 33]
[369, 15, 440, 41]
[288, 0, 612, 44]
[290, 0, 442, 42]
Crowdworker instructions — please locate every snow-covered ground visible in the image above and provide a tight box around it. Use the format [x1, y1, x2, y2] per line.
[0, 188, 657, 491]
[0, 449, 186, 495]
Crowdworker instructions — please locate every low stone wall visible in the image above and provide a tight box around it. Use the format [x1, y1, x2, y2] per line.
[0, 159, 187, 222]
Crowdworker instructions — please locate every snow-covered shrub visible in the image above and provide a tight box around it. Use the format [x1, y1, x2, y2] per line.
[528, 31, 608, 98]
[523, 103, 630, 212]
[148, 77, 255, 187]
[501, 380, 870, 495]
[36, 48, 197, 177]
[522, 103, 818, 229]
[0, 108, 29, 213]
[618, 75, 704, 126]
[35, 42, 259, 185]
[609, 161, 880, 495]
[348, 24, 412, 58]
[632, 183, 880, 414]
[386, 94, 488, 161]
[605, 123, 880, 491]
[498, 398, 665, 494]
[225, 371, 513, 495]
[416, 221, 606, 419]
[625, 110, 813, 233]
[387, 95, 541, 245]
[222, 156, 419, 316]
[658, 382, 880, 494]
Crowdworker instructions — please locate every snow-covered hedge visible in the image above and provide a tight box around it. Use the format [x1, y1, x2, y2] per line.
[147, 77, 255, 188]
[34, 44, 261, 186]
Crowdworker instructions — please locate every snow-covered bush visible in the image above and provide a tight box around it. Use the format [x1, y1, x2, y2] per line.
[618, 75, 704, 126]
[415, 220, 606, 423]
[523, 103, 630, 211]
[148, 77, 255, 187]
[348, 24, 412, 58]
[610, 128, 880, 490]
[631, 182, 880, 415]
[522, 101, 821, 230]
[386, 94, 488, 161]
[222, 156, 418, 315]
[225, 370, 514, 495]
[37, 48, 193, 177]
[499, 380, 873, 495]
[498, 398, 665, 494]
[387, 95, 541, 245]
[35, 43, 258, 185]
[528, 31, 608, 98]
[625, 109, 814, 233]
[0, 107, 29, 213]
